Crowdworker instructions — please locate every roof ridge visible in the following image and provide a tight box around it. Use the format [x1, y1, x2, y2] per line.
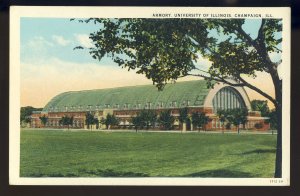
[62, 79, 206, 94]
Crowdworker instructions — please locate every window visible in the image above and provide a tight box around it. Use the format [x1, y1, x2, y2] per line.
[123, 103, 130, 109]
[212, 87, 246, 113]
[187, 100, 190, 106]
[170, 101, 176, 108]
[145, 102, 151, 109]
[181, 101, 186, 106]
[86, 105, 92, 111]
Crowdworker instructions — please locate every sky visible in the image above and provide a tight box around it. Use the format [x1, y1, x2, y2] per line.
[20, 18, 281, 109]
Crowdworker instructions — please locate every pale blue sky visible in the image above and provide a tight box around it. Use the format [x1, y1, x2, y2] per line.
[21, 17, 113, 64]
[21, 18, 281, 65]
[20, 18, 281, 107]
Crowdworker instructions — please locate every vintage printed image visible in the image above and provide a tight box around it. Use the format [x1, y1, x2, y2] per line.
[10, 7, 290, 185]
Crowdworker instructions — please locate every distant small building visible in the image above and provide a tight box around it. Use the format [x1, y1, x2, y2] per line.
[30, 80, 270, 131]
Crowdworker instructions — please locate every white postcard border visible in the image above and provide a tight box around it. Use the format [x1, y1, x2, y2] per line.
[9, 6, 291, 186]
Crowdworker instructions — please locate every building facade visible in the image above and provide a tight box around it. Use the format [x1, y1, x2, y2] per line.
[30, 80, 270, 131]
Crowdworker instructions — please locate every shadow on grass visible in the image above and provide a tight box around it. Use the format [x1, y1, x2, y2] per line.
[241, 149, 276, 155]
[182, 169, 254, 178]
[25, 169, 149, 177]
[25, 169, 254, 178]
[81, 168, 149, 177]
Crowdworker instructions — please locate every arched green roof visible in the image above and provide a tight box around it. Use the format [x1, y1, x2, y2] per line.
[43, 80, 211, 112]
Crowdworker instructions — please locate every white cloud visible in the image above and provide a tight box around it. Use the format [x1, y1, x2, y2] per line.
[27, 36, 54, 48]
[74, 34, 94, 48]
[21, 36, 54, 61]
[52, 35, 71, 46]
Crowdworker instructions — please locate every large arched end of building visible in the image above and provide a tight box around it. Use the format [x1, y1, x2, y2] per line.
[203, 82, 252, 113]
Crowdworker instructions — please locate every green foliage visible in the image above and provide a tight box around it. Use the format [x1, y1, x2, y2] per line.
[39, 115, 48, 126]
[158, 110, 174, 130]
[20, 106, 42, 124]
[251, 100, 277, 129]
[266, 109, 278, 130]
[254, 123, 263, 129]
[20, 129, 277, 177]
[178, 107, 189, 124]
[191, 112, 210, 131]
[251, 100, 270, 117]
[141, 110, 157, 129]
[225, 122, 232, 130]
[131, 115, 143, 132]
[59, 116, 73, 129]
[131, 110, 157, 131]
[101, 113, 119, 129]
[223, 108, 248, 133]
[217, 109, 227, 126]
[80, 18, 211, 89]
[85, 112, 98, 129]
[77, 18, 282, 94]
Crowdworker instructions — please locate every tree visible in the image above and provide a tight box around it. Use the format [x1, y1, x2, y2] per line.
[20, 106, 42, 125]
[191, 112, 210, 132]
[78, 18, 283, 177]
[140, 109, 157, 129]
[217, 109, 227, 133]
[131, 110, 157, 131]
[225, 108, 248, 134]
[39, 115, 48, 127]
[251, 100, 270, 117]
[158, 110, 174, 130]
[131, 115, 143, 132]
[59, 115, 74, 130]
[178, 107, 189, 131]
[85, 112, 98, 129]
[94, 118, 99, 129]
[101, 113, 119, 129]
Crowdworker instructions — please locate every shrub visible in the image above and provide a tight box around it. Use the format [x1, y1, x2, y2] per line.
[254, 122, 263, 129]
[225, 123, 231, 130]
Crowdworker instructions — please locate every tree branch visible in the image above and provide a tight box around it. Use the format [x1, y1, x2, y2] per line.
[186, 73, 245, 87]
[187, 71, 277, 107]
[237, 75, 277, 107]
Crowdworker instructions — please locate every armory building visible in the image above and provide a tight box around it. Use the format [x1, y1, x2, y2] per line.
[30, 80, 270, 131]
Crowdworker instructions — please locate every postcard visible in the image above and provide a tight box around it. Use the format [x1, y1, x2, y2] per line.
[10, 6, 290, 186]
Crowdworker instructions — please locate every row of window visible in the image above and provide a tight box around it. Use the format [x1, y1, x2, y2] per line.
[48, 100, 191, 112]
[211, 119, 263, 129]
[32, 120, 84, 127]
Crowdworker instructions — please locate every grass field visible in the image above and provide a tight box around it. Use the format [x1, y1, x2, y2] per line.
[20, 129, 277, 178]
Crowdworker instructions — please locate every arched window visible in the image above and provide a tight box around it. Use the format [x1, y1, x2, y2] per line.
[212, 87, 246, 113]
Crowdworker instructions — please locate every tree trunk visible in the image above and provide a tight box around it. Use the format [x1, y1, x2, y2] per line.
[274, 80, 282, 178]
[274, 106, 282, 178]
[222, 122, 224, 134]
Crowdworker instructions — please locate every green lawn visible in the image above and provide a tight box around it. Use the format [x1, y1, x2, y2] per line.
[20, 129, 277, 178]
